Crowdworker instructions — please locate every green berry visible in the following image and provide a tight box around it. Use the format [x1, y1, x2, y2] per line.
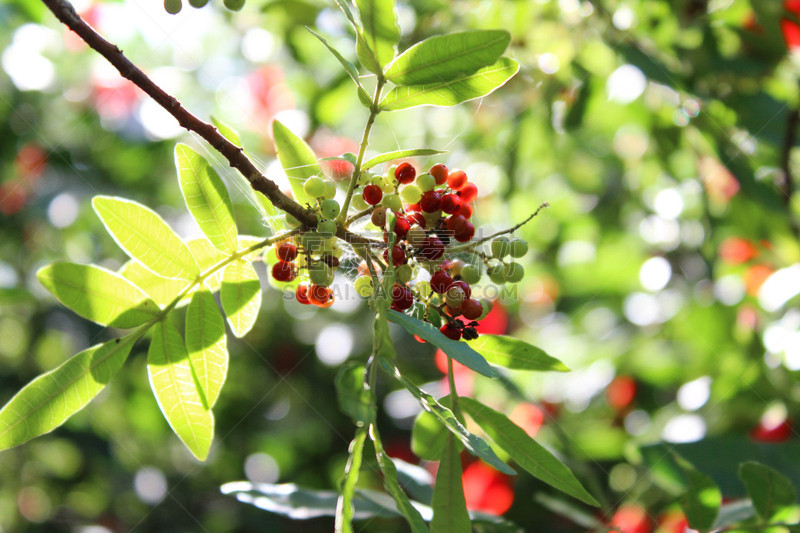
[382, 193, 403, 213]
[317, 220, 337, 237]
[460, 264, 481, 284]
[301, 232, 324, 251]
[416, 280, 432, 299]
[310, 263, 333, 286]
[358, 172, 373, 186]
[509, 238, 529, 258]
[322, 179, 337, 199]
[319, 199, 340, 220]
[491, 236, 511, 258]
[400, 185, 422, 205]
[352, 194, 369, 210]
[355, 275, 374, 297]
[450, 259, 464, 276]
[381, 176, 395, 194]
[477, 299, 492, 320]
[386, 165, 397, 179]
[407, 226, 426, 246]
[503, 262, 524, 283]
[487, 262, 506, 284]
[164, 0, 182, 13]
[416, 173, 435, 192]
[445, 286, 466, 308]
[304, 176, 325, 198]
[188, 0, 208, 7]
[396, 264, 413, 284]
[223, 0, 245, 10]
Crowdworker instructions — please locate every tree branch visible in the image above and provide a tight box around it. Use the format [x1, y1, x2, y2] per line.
[41, 0, 381, 247]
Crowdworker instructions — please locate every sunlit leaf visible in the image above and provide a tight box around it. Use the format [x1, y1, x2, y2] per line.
[467, 335, 569, 372]
[355, 0, 398, 72]
[335, 362, 376, 426]
[362, 149, 446, 171]
[307, 27, 372, 105]
[739, 462, 798, 522]
[387, 310, 497, 378]
[411, 409, 448, 461]
[92, 196, 199, 281]
[220, 260, 262, 338]
[175, 144, 238, 254]
[372, 430, 429, 533]
[675, 454, 721, 531]
[119, 260, 191, 309]
[147, 317, 214, 461]
[380, 58, 519, 111]
[37, 262, 158, 328]
[459, 397, 599, 506]
[211, 115, 241, 145]
[0, 334, 140, 451]
[430, 435, 470, 533]
[272, 120, 322, 207]
[185, 288, 227, 408]
[384, 30, 510, 85]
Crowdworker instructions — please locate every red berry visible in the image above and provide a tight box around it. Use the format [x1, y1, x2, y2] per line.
[391, 283, 414, 311]
[445, 305, 462, 316]
[461, 298, 482, 320]
[430, 270, 453, 293]
[395, 162, 416, 184]
[454, 221, 475, 243]
[363, 184, 383, 205]
[456, 203, 473, 219]
[440, 323, 462, 340]
[446, 214, 468, 234]
[458, 182, 478, 203]
[440, 193, 462, 214]
[430, 163, 449, 185]
[276, 242, 298, 262]
[447, 169, 467, 190]
[272, 260, 296, 282]
[406, 202, 421, 212]
[383, 245, 406, 266]
[295, 283, 311, 305]
[418, 236, 444, 261]
[408, 212, 426, 228]
[420, 190, 441, 213]
[394, 217, 411, 240]
[450, 280, 471, 298]
[309, 284, 333, 307]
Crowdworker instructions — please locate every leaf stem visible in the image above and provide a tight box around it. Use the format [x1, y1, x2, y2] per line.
[447, 356, 463, 422]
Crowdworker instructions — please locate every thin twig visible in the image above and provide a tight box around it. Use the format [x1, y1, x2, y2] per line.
[448, 202, 549, 253]
[780, 98, 800, 238]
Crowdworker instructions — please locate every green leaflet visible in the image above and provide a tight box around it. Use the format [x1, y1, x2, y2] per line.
[93, 196, 199, 281]
[355, 0, 398, 73]
[674, 453, 721, 531]
[175, 144, 238, 254]
[739, 462, 797, 523]
[361, 149, 446, 171]
[119, 260, 191, 308]
[467, 334, 569, 372]
[147, 317, 214, 461]
[307, 27, 372, 106]
[220, 260, 262, 338]
[411, 409, 448, 461]
[0, 334, 140, 451]
[380, 57, 519, 112]
[335, 362, 376, 426]
[459, 397, 599, 507]
[210, 115, 241, 145]
[384, 30, 510, 85]
[335, 427, 368, 533]
[430, 435, 470, 533]
[272, 120, 322, 207]
[387, 310, 497, 378]
[37, 262, 158, 328]
[185, 288, 228, 408]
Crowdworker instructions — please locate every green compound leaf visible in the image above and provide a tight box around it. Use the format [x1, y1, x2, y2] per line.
[175, 144, 238, 254]
[93, 196, 199, 281]
[387, 310, 497, 378]
[384, 30, 510, 85]
[185, 288, 228, 408]
[119, 260, 190, 309]
[0, 334, 140, 451]
[739, 461, 798, 522]
[674, 453, 721, 531]
[37, 262, 158, 328]
[459, 397, 599, 507]
[384, 361, 514, 475]
[272, 120, 322, 207]
[335, 362, 376, 426]
[147, 317, 214, 461]
[355, 0, 398, 72]
[220, 260, 262, 338]
[361, 149, 446, 171]
[430, 435, 470, 533]
[467, 335, 570, 372]
[380, 57, 519, 112]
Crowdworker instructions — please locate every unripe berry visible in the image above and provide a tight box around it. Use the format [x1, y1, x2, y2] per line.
[477, 299, 492, 320]
[447, 169, 468, 190]
[276, 242, 298, 262]
[383, 245, 406, 266]
[458, 182, 478, 203]
[382, 193, 403, 213]
[272, 261, 296, 282]
[380, 176, 395, 194]
[461, 298, 483, 320]
[322, 179, 337, 199]
[391, 283, 414, 311]
[416, 280, 432, 299]
[295, 283, 311, 304]
[223, 0, 245, 9]
[460, 264, 481, 284]
[354, 275, 374, 297]
[352, 194, 370, 210]
[430, 163, 449, 185]
[316, 221, 336, 238]
[487, 263, 506, 284]
[430, 270, 453, 294]
[491, 236, 511, 258]
[395, 162, 416, 184]
[188, 0, 208, 7]
[400, 185, 422, 205]
[441, 193, 461, 214]
[301, 231, 324, 251]
[420, 191, 441, 213]
[358, 172, 373, 186]
[371, 206, 387, 227]
[164, 0, 182, 13]
[445, 285, 466, 308]
[509, 238, 529, 258]
[396, 264, 413, 284]
[416, 173, 436, 192]
[363, 184, 383, 205]
[503, 262, 524, 283]
[319, 199, 340, 220]
[418, 236, 444, 261]
[304, 176, 325, 198]
[407, 226, 427, 246]
[440, 323, 462, 340]
[448, 259, 464, 277]
[309, 263, 333, 286]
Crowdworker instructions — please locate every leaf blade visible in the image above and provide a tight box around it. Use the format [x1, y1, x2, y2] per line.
[272, 120, 322, 207]
[384, 30, 510, 85]
[185, 288, 228, 408]
[0, 335, 138, 451]
[147, 318, 214, 461]
[739, 461, 797, 522]
[92, 196, 199, 281]
[674, 454, 721, 531]
[362, 149, 446, 171]
[175, 144, 238, 254]
[459, 397, 599, 506]
[430, 435, 471, 533]
[307, 27, 372, 105]
[355, 0, 399, 71]
[381, 57, 519, 112]
[467, 335, 569, 372]
[220, 260, 262, 338]
[37, 262, 159, 328]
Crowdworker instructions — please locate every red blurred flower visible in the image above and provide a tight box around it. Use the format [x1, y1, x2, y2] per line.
[606, 376, 637, 411]
[475, 301, 508, 335]
[783, 1, 800, 49]
[610, 503, 652, 533]
[509, 403, 544, 438]
[461, 460, 514, 515]
[248, 65, 294, 127]
[655, 509, 688, 533]
[744, 264, 772, 295]
[719, 237, 759, 264]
